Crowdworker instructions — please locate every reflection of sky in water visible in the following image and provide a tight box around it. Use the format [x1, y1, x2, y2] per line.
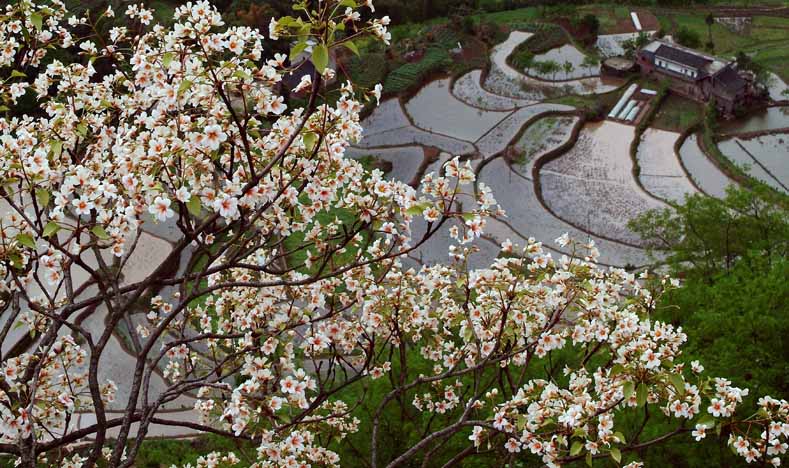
[722, 107, 789, 134]
[679, 135, 733, 198]
[718, 135, 788, 193]
[530, 45, 598, 81]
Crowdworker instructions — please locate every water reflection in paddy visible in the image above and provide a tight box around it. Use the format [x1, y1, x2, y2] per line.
[678, 134, 734, 198]
[529, 44, 597, 80]
[405, 78, 510, 142]
[721, 106, 789, 134]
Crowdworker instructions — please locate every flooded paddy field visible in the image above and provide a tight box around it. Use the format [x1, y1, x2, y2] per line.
[475, 103, 575, 157]
[357, 124, 476, 155]
[720, 106, 789, 134]
[718, 134, 788, 193]
[538, 121, 666, 246]
[478, 157, 654, 267]
[511, 115, 580, 175]
[485, 31, 619, 100]
[678, 134, 736, 198]
[529, 44, 598, 80]
[347, 146, 426, 186]
[636, 128, 700, 203]
[405, 78, 511, 142]
[452, 70, 534, 110]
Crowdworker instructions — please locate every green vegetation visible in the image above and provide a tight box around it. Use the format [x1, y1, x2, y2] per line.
[547, 85, 623, 119]
[344, 53, 389, 90]
[653, 94, 703, 132]
[675, 26, 703, 49]
[134, 435, 255, 468]
[698, 100, 764, 189]
[383, 34, 456, 93]
[510, 23, 568, 70]
[629, 185, 789, 466]
[661, 12, 789, 81]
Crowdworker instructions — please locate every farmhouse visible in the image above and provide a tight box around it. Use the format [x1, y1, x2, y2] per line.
[636, 39, 761, 115]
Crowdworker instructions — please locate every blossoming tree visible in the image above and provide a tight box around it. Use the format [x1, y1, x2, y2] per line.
[0, 1, 786, 467]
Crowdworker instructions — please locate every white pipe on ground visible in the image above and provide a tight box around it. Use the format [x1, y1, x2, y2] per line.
[608, 84, 639, 118]
[618, 100, 637, 120]
[625, 104, 641, 121]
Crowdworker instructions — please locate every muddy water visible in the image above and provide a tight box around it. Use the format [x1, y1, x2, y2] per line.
[721, 106, 789, 134]
[678, 134, 734, 198]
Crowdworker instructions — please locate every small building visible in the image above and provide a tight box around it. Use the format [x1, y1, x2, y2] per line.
[636, 40, 761, 115]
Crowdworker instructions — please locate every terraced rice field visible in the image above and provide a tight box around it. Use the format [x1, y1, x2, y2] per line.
[636, 128, 700, 203]
[539, 121, 666, 246]
[718, 134, 789, 193]
[678, 134, 735, 198]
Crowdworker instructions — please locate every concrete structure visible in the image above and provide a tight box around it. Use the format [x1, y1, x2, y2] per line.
[636, 40, 762, 115]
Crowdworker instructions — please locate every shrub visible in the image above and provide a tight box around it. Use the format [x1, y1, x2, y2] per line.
[675, 26, 702, 49]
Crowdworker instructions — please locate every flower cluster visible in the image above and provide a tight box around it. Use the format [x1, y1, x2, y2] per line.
[0, 1, 786, 467]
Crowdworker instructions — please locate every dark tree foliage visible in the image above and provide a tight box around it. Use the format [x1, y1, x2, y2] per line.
[581, 13, 600, 37]
[628, 186, 789, 466]
[629, 185, 788, 280]
[675, 26, 702, 49]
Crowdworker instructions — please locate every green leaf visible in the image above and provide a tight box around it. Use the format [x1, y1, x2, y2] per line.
[50, 140, 62, 157]
[669, 373, 685, 396]
[343, 40, 360, 56]
[30, 12, 43, 31]
[696, 413, 715, 429]
[312, 44, 329, 74]
[186, 196, 202, 217]
[610, 364, 625, 376]
[622, 381, 635, 400]
[0, 105, 9, 112]
[11, 70, 27, 78]
[570, 441, 583, 456]
[76, 123, 87, 137]
[9, 252, 23, 269]
[585, 452, 593, 467]
[16, 233, 36, 249]
[302, 132, 318, 152]
[613, 431, 626, 444]
[516, 414, 526, 431]
[636, 383, 648, 408]
[610, 447, 621, 464]
[290, 41, 308, 61]
[35, 188, 50, 207]
[42, 221, 60, 237]
[91, 225, 110, 240]
[162, 52, 174, 68]
[406, 205, 424, 216]
[178, 79, 193, 95]
[339, 0, 357, 7]
[540, 417, 555, 428]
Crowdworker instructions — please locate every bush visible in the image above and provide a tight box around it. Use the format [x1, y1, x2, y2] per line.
[509, 23, 566, 70]
[345, 52, 389, 89]
[383, 29, 459, 94]
[581, 13, 600, 37]
[675, 26, 702, 49]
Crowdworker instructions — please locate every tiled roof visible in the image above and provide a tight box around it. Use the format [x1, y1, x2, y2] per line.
[714, 66, 746, 93]
[655, 44, 711, 69]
